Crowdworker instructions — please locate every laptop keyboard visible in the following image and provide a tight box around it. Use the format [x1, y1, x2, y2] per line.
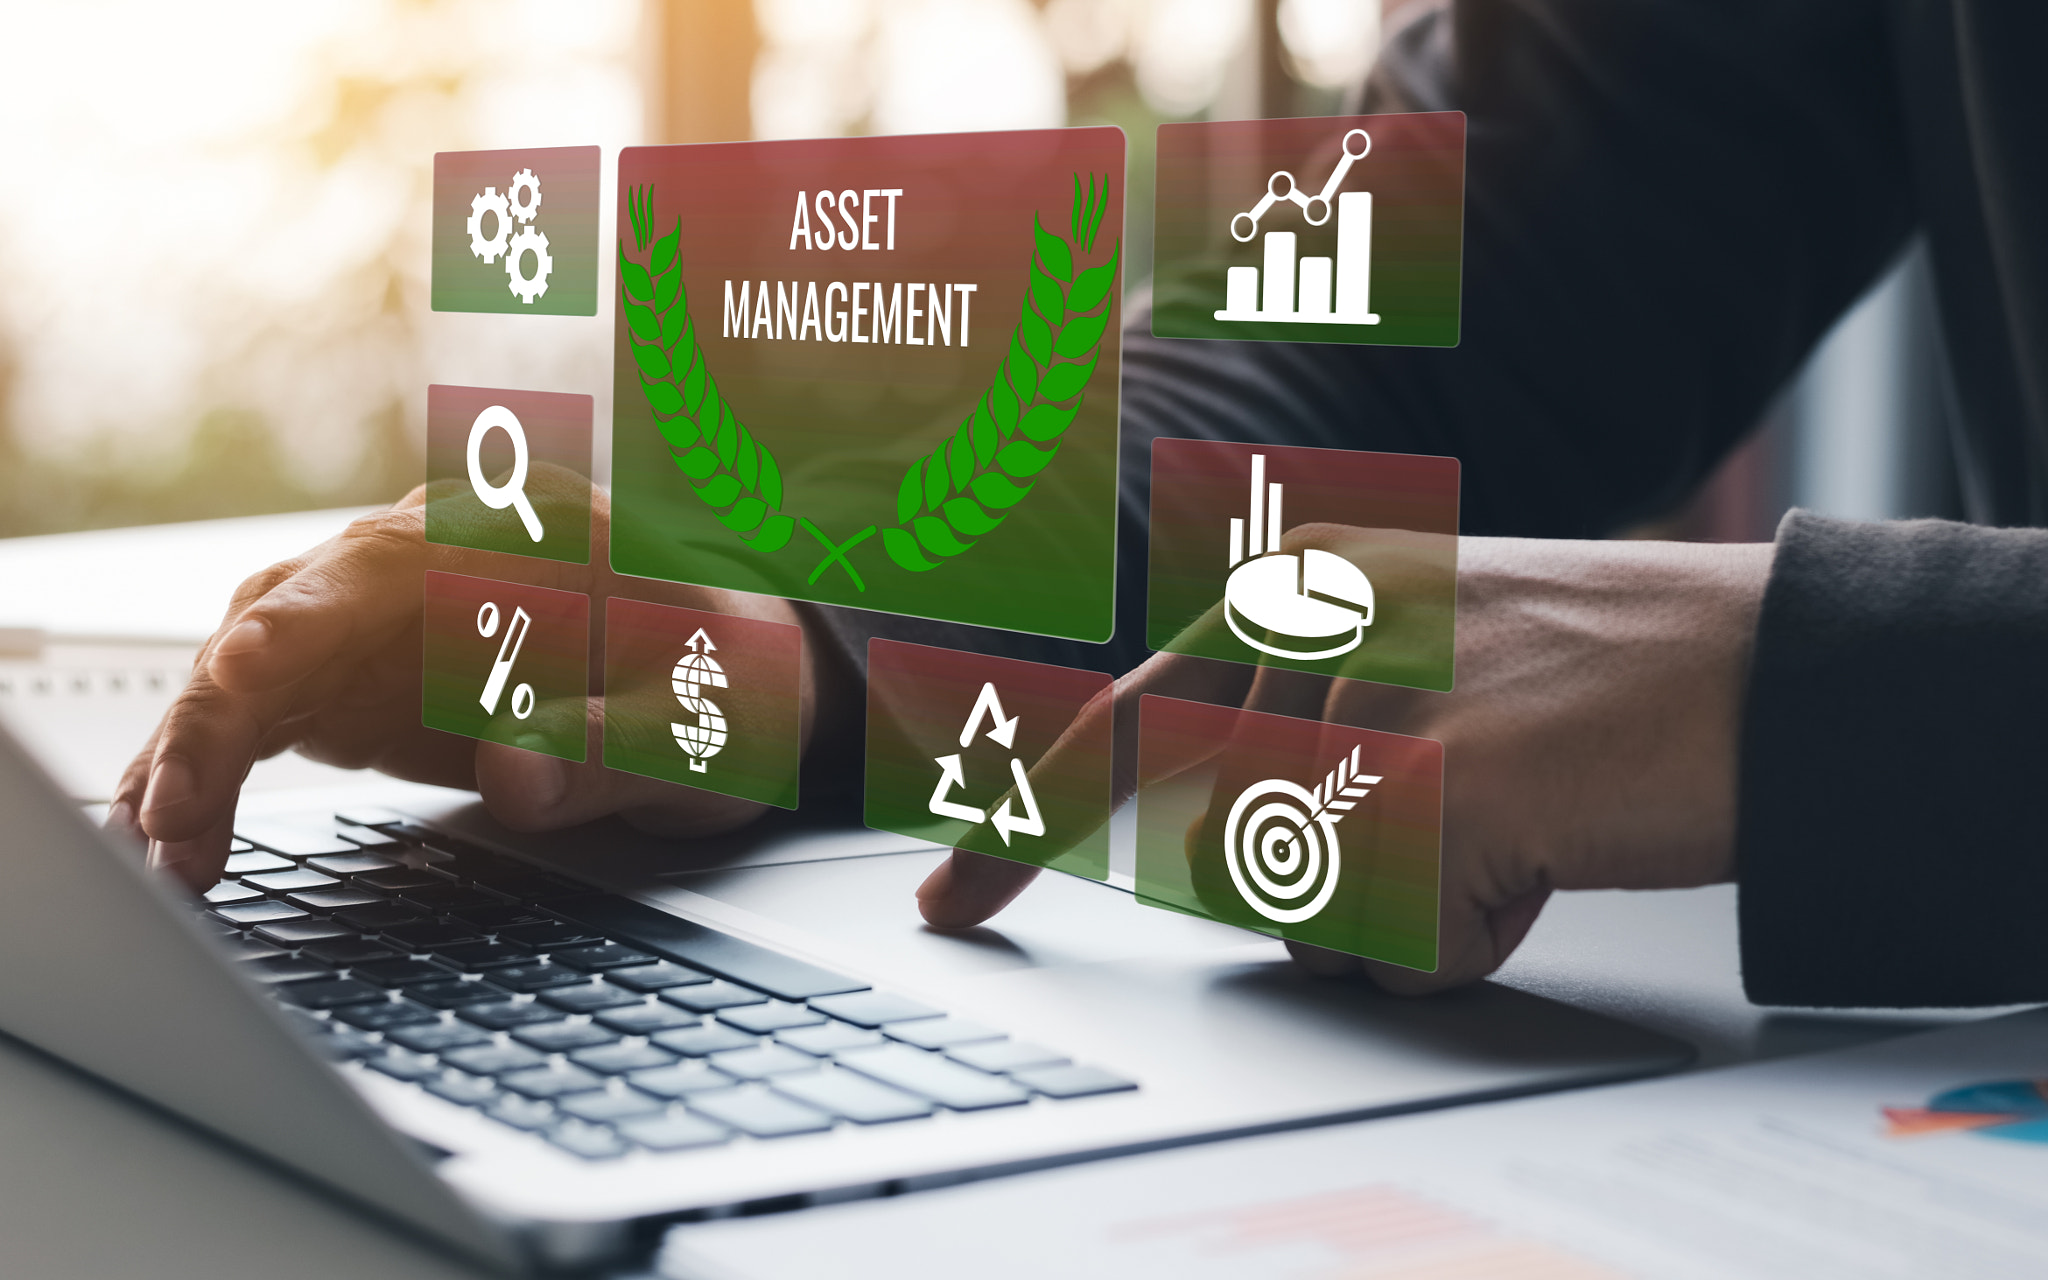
[193, 809, 1136, 1161]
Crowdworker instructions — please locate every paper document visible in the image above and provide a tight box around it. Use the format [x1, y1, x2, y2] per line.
[664, 1009, 2048, 1280]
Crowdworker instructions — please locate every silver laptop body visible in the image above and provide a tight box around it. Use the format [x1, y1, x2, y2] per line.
[0, 721, 1690, 1272]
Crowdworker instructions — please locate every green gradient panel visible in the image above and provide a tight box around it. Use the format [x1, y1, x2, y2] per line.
[1135, 695, 1441, 969]
[1152, 112, 1464, 346]
[432, 146, 599, 315]
[611, 128, 1126, 641]
[424, 384, 593, 564]
[602, 597, 803, 809]
[1148, 438, 1459, 688]
[866, 638, 1111, 879]
[421, 571, 589, 761]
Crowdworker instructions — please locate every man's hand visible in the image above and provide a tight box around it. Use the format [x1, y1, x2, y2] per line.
[918, 532, 1774, 994]
[108, 478, 820, 894]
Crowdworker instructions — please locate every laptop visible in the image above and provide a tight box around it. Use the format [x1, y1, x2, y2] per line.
[0, 718, 1691, 1273]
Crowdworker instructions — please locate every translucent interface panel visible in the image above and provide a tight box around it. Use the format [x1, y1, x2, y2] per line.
[602, 597, 804, 810]
[1151, 112, 1465, 347]
[865, 639, 1112, 881]
[1135, 695, 1441, 970]
[1148, 438, 1459, 689]
[432, 146, 600, 315]
[610, 128, 1126, 642]
[424, 384, 593, 564]
[421, 571, 589, 762]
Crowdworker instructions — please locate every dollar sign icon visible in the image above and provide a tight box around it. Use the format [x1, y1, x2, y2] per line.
[670, 628, 729, 773]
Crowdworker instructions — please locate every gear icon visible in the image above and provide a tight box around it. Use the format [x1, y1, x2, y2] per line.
[505, 225, 553, 304]
[507, 168, 543, 224]
[467, 187, 512, 263]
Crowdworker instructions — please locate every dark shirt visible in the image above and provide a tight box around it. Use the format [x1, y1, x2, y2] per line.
[817, 1, 2048, 1006]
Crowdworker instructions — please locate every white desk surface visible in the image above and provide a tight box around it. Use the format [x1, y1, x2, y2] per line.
[0, 513, 2008, 1278]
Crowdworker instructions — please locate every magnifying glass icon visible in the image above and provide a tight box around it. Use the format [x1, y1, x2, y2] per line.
[467, 405, 544, 543]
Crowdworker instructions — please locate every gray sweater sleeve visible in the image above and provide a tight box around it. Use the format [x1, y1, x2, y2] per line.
[1737, 511, 2048, 1006]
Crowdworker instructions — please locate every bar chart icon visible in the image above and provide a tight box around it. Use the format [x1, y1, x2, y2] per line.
[1214, 129, 1380, 327]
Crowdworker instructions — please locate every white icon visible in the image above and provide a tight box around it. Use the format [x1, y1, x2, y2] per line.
[466, 404, 544, 542]
[671, 629, 728, 774]
[927, 681, 1044, 846]
[475, 601, 536, 720]
[466, 169, 552, 304]
[1224, 745, 1381, 924]
[1225, 453, 1374, 660]
[1215, 129, 1379, 326]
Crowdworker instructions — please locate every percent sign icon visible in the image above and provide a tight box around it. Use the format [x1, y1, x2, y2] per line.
[476, 601, 536, 720]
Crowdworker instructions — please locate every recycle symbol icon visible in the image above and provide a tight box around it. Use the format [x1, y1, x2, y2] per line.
[926, 682, 1046, 846]
[467, 167, 553, 304]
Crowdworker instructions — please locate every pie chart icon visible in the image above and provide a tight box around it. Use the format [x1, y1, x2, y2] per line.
[1225, 548, 1375, 660]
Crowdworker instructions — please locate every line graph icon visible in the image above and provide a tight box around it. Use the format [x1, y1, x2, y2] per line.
[475, 600, 535, 720]
[1215, 129, 1379, 326]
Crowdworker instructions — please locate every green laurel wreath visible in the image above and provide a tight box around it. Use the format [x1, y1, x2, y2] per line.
[619, 175, 1117, 592]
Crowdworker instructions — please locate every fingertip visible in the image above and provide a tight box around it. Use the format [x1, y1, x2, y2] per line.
[207, 617, 278, 691]
[916, 851, 1038, 930]
[473, 744, 571, 831]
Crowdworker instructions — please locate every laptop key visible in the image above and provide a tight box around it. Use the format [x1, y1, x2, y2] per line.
[306, 852, 402, 877]
[487, 962, 590, 994]
[500, 1064, 606, 1100]
[450, 904, 559, 933]
[367, 1048, 442, 1082]
[539, 982, 644, 1015]
[616, 1112, 729, 1151]
[809, 992, 941, 1028]
[595, 1003, 698, 1036]
[884, 1017, 1005, 1051]
[425, 1073, 497, 1108]
[302, 937, 399, 966]
[353, 959, 454, 988]
[651, 1024, 756, 1058]
[334, 805, 408, 830]
[287, 887, 391, 914]
[204, 881, 265, 906]
[511, 1022, 619, 1054]
[708, 1044, 820, 1081]
[458, 999, 566, 1031]
[223, 851, 295, 876]
[606, 961, 711, 992]
[216, 935, 286, 963]
[547, 1121, 629, 1160]
[496, 922, 603, 951]
[213, 901, 310, 927]
[312, 1024, 381, 1061]
[483, 1095, 555, 1132]
[774, 1069, 934, 1124]
[400, 884, 510, 914]
[236, 821, 358, 858]
[554, 896, 869, 1002]
[252, 918, 355, 947]
[624, 1061, 733, 1099]
[276, 978, 387, 1009]
[835, 1045, 1030, 1111]
[228, 837, 255, 854]
[570, 1042, 677, 1075]
[384, 1021, 492, 1053]
[661, 981, 769, 1014]
[689, 1088, 833, 1138]
[357, 868, 448, 893]
[718, 1002, 826, 1035]
[331, 999, 440, 1032]
[556, 1089, 664, 1123]
[946, 1041, 1069, 1074]
[240, 954, 334, 984]
[381, 921, 485, 952]
[775, 1023, 883, 1056]
[432, 941, 531, 971]
[333, 903, 429, 933]
[1009, 1064, 1137, 1099]
[245, 869, 342, 893]
[405, 980, 502, 1010]
[550, 943, 659, 973]
[442, 1043, 548, 1077]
